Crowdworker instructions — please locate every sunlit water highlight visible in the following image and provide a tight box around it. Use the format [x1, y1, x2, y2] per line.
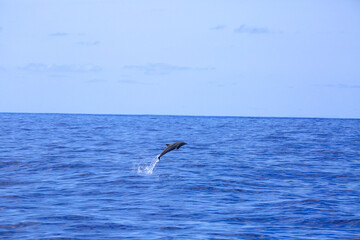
[0, 113, 359, 239]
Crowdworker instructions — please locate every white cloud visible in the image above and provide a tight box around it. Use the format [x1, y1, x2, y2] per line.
[210, 25, 226, 30]
[234, 25, 269, 34]
[123, 63, 213, 75]
[319, 84, 360, 89]
[78, 41, 100, 46]
[21, 63, 101, 73]
[49, 32, 69, 37]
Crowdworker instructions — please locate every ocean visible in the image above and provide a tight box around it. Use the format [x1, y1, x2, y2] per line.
[0, 113, 359, 239]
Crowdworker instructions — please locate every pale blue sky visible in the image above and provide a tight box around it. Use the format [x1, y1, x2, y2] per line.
[0, 0, 359, 118]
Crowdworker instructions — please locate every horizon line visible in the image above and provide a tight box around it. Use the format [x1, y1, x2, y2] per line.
[0, 111, 359, 121]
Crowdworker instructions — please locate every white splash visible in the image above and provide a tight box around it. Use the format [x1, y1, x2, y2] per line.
[137, 155, 160, 175]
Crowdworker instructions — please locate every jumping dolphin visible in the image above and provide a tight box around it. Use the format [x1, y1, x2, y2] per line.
[158, 142, 187, 160]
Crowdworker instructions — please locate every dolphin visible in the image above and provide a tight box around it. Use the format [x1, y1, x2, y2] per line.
[158, 142, 187, 160]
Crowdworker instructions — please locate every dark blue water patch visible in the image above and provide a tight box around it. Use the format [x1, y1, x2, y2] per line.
[0, 113, 359, 239]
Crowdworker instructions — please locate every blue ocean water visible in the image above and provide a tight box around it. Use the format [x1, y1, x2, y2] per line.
[0, 113, 359, 240]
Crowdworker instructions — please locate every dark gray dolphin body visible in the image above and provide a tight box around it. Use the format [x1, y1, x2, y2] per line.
[158, 142, 187, 160]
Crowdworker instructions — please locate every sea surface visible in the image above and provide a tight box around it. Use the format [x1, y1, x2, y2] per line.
[0, 113, 359, 240]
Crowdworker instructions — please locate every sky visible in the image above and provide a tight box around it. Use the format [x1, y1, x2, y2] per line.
[0, 0, 360, 118]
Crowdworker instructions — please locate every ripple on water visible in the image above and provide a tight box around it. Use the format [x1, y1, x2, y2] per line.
[0, 114, 359, 239]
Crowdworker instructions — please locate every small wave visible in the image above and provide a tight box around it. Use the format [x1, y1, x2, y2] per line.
[137, 155, 160, 175]
[0, 222, 40, 229]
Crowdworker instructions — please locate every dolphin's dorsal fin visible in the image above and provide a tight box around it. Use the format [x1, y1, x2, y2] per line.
[166, 144, 170, 147]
